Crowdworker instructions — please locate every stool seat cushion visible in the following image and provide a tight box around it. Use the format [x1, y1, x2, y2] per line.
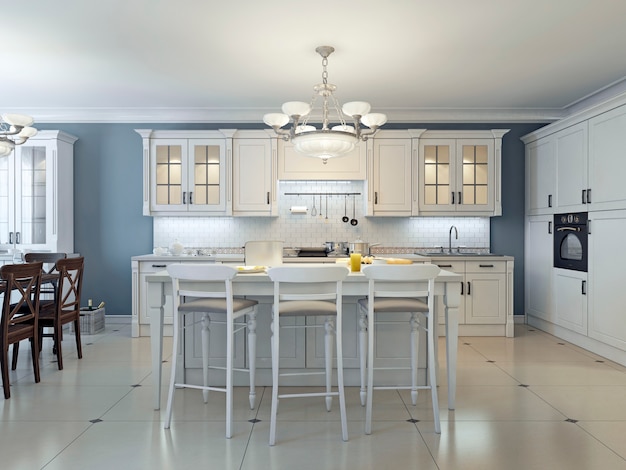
[179, 297, 257, 314]
[276, 300, 337, 316]
[357, 297, 428, 313]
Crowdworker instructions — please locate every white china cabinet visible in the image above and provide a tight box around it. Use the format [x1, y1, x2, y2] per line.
[0, 131, 77, 254]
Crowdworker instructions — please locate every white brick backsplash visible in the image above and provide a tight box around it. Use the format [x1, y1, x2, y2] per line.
[153, 181, 490, 251]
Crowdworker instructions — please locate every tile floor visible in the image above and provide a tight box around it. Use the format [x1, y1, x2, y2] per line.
[2, 323, 626, 470]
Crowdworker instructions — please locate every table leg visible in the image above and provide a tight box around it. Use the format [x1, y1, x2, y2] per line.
[148, 281, 165, 410]
[443, 280, 461, 410]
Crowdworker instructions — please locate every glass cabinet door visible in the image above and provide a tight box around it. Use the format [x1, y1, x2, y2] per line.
[153, 140, 186, 212]
[420, 139, 456, 211]
[15, 146, 47, 245]
[188, 140, 225, 212]
[456, 139, 494, 212]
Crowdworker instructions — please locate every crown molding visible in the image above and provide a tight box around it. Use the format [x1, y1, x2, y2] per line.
[19, 106, 565, 124]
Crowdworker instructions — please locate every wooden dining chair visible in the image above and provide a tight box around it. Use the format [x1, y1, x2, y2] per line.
[11, 252, 67, 367]
[42, 257, 85, 370]
[1, 262, 43, 399]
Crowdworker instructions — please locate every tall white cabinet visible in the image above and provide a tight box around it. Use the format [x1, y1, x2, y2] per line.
[0, 130, 77, 254]
[523, 95, 626, 366]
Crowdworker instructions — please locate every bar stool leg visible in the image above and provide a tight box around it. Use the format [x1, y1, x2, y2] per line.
[247, 312, 257, 409]
[358, 306, 368, 406]
[410, 312, 420, 405]
[324, 316, 335, 412]
[201, 313, 210, 403]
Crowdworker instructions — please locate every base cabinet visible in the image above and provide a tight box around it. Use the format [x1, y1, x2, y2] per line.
[587, 210, 626, 350]
[554, 268, 587, 335]
[430, 257, 513, 337]
[525, 215, 554, 322]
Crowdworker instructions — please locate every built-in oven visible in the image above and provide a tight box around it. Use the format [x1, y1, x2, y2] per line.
[554, 212, 588, 272]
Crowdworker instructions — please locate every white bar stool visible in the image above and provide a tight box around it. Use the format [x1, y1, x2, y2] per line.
[164, 264, 258, 438]
[358, 263, 442, 435]
[266, 265, 350, 446]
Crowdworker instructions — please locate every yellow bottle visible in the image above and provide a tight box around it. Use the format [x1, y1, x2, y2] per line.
[350, 253, 362, 272]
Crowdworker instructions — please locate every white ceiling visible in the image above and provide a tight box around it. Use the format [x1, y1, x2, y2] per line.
[6, 0, 626, 123]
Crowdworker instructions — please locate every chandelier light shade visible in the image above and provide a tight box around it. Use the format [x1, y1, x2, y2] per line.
[263, 45, 387, 163]
[0, 113, 38, 157]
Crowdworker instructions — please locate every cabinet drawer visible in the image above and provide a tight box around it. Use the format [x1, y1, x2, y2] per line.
[466, 260, 505, 273]
[140, 261, 179, 274]
[431, 260, 465, 273]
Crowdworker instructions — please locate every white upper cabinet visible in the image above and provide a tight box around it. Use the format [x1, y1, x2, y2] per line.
[525, 135, 556, 214]
[137, 130, 234, 216]
[555, 122, 588, 212]
[232, 130, 277, 216]
[416, 130, 508, 216]
[588, 105, 626, 211]
[0, 131, 77, 253]
[277, 139, 366, 180]
[366, 130, 421, 216]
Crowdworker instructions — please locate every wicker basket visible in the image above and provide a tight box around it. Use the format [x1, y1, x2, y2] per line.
[70, 307, 105, 334]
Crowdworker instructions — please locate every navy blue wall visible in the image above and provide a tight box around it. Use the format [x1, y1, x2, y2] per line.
[36, 122, 546, 316]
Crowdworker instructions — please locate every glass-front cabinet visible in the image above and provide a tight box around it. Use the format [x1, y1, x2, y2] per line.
[137, 130, 233, 216]
[416, 130, 508, 216]
[0, 131, 77, 254]
[151, 139, 226, 213]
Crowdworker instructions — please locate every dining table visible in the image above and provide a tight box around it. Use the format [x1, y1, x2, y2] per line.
[144, 266, 462, 411]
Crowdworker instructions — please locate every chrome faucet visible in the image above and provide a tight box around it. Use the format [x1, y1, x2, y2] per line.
[448, 225, 458, 253]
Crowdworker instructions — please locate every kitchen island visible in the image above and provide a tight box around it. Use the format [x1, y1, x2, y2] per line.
[144, 266, 462, 411]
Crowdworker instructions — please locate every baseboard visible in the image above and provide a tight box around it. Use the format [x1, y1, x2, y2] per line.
[104, 315, 132, 324]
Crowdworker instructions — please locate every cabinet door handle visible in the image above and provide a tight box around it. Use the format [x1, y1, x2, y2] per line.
[460, 281, 464, 295]
[587, 188, 591, 203]
[267, 192, 270, 204]
[548, 194, 552, 207]
[451, 192, 455, 204]
[582, 280, 586, 295]
[152, 264, 167, 268]
[189, 192, 193, 205]
[467, 281, 471, 295]
[548, 221, 552, 234]
[479, 264, 494, 268]
[582, 189, 586, 204]
[587, 219, 591, 235]
[16, 232, 20, 244]
[9, 232, 13, 244]
[438, 264, 453, 268]
[375, 192, 378, 204]
[458, 192, 462, 205]
[183, 192, 186, 204]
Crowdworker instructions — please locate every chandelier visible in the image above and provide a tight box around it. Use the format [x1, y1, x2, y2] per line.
[0, 114, 38, 157]
[263, 46, 387, 164]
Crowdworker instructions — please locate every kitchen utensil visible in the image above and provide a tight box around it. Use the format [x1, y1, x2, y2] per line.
[348, 240, 380, 255]
[324, 241, 335, 253]
[350, 196, 358, 226]
[311, 196, 317, 216]
[319, 195, 323, 218]
[342, 196, 349, 223]
[325, 194, 329, 220]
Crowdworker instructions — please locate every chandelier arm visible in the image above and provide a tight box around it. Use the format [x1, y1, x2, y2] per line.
[0, 124, 24, 137]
